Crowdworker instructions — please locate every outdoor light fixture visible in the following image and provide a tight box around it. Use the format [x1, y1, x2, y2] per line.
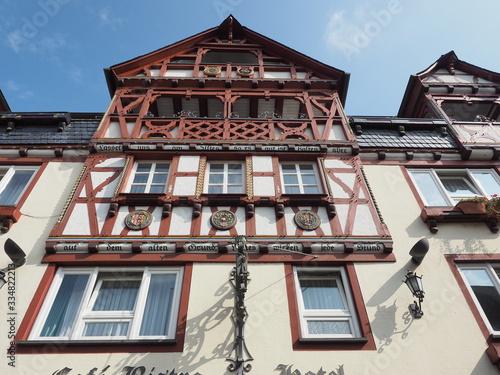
[0, 239, 26, 289]
[409, 238, 429, 264]
[403, 270, 425, 318]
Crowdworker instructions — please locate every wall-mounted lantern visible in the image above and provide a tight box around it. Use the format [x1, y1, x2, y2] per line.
[403, 270, 425, 319]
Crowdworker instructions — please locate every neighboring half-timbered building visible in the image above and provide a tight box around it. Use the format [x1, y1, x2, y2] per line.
[4, 17, 500, 375]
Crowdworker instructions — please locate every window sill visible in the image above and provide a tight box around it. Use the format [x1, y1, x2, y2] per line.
[420, 206, 499, 233]
[293, 336, 373, 351]
[486, 338, 500, 371]
[299, 337, 369, 344]
[15, 339, 179, 354]
[0, 206, 21, 233]
[115, 193, 166, 206]
[281, 193, 329, 206]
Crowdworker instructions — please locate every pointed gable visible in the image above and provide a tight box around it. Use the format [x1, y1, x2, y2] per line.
[399, 51, 500, 117]
[0, 90, 11, 112]
[105, 16, 349, 104]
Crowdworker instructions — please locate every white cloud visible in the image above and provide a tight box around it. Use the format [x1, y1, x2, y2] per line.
[66, 66, 86, 85]
[324, 3, 403, 62]
[6, 80, 21, 91]
[5, 80, 34, 100]
[98, 6, 122, 30]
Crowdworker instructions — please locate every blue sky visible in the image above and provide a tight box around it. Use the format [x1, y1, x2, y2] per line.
[1, 0, 499, 116]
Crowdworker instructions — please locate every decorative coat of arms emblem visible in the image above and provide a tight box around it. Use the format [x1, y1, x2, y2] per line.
[125, 210, 152, 230]
[294, 210, 321, 230]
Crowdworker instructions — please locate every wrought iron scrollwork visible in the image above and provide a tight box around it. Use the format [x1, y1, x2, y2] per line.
[226, 235, 253, 374]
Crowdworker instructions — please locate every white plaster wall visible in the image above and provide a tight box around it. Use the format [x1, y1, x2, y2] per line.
[351, 164, 500, 374]
[251, 155, 273, 172]
[168, 206, 193, 235]
[178, 155, 200, 172]
[62, 203, 92, 235]
[173, 176, 197, 196]
[254, 207, 277, 236]
[351, 204, 377, 235]
[253, 176, 275, 196]
[92, 171, 118, 198]
[104, 121, 121, 138]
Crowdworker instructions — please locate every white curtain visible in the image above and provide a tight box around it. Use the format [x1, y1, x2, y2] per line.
[300, 278, 345, 310]
[0, 170, 34, 206]
[139, 274, 176, 336]
[93, 280, 140, 311]
[40, 274, 89, 337]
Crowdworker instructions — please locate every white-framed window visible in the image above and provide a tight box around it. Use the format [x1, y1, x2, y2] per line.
[459, 264, 500, 336]
[29, 267, 183, 341]
[126, 162, 170, 194]
[409, 168, 500, 206]
[206, 162, 244, 193]
[281, 163, 320, 194]
[0, 166, 37, 206]
[293, 267, 361, 339]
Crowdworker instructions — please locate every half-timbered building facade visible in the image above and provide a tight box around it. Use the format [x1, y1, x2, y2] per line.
[3, 17, 500, 375]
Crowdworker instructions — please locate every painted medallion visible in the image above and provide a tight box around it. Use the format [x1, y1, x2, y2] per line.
[294, 210, 321, 230]
[125, 210, 153, 230]
[211, 210, 237, 230]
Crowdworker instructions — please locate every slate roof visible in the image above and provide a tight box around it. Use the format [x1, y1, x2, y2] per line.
[0, 113, 101, 145]
[350, 117, 458, 149]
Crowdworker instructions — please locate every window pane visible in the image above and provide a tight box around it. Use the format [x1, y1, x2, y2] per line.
[472, 172, 500, 196]
[304, 186, 320, 194]
[40, 274, 89, 337]
[130, 185, 146, 194]
[210, 164, 224, 173]
[155, 164, 170, 173]
[0, 170, 34, 206]
[149, 185, 165, 194]
[299, 164, 314, 173]
[84, 322, 129, 337]
[228, 164, 242, 172]
[132, 175, 148, 184]
[228, 174, 242, 184]
[441, 176, 477, 195]
[208, 186, 223, 194]
[140, 274, 176, 336]
[463, 269, 500, 331]
[228, 186, 242, 193]
[412, 172, 448, 206]
[136, 164, 152, 173]
[283, 175, 299, 185]
[302, 175, 317, 185]
[209, 174, 223, 184]
[307, 320, 351, 335]
[281, 165, 296, 172]
[93, 280, 140, 311]
[286, 186, 300, 194]
[300, 277, 345, 310]
[152, 174, 168, 184]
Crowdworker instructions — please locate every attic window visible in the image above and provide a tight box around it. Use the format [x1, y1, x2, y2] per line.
[202, 51, 258, 65]
[170, 57, 196, 64]
[441, 101, 500, 122]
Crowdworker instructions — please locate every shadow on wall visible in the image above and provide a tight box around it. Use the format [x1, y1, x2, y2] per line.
[366, 260, 416, 353]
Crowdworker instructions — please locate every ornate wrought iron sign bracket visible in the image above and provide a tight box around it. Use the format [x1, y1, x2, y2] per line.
[226, 235, 254, 374]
